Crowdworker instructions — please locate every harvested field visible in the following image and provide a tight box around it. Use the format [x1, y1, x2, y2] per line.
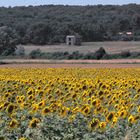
[21, 41, 140, 55]
[1, 59, 140, 68]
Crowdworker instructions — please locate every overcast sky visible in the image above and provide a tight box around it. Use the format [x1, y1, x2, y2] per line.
[0, 0, 140, 7]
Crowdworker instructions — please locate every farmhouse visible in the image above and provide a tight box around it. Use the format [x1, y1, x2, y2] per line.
[117, 31, 133, 41]
[66, 35, 82, 46]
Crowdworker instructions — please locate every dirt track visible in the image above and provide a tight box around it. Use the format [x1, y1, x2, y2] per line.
[0, 63, 140, 68]
[1, 59, 140, 64]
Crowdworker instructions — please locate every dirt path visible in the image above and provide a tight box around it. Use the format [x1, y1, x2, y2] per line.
[1, 59, 140, 64]
[0, 63, 140, 68]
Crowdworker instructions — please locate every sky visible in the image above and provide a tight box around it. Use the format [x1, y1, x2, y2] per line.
[0, 0, 140, 7]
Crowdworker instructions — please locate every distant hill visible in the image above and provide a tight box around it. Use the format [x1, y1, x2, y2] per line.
[0, 4, 140, 45]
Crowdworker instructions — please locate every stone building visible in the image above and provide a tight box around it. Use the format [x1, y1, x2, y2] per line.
[66, 35, 82, 46]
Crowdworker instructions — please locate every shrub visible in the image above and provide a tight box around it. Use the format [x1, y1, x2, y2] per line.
[29, 49, 41, 59]
[120, 51, 131, 58]
[94, 47, 106, 59]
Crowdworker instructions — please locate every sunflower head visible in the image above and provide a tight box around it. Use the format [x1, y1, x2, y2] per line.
[118, 109, 128, 119]
[128, 115, 135, 124]
[38, 100, 46, 108]
[41, 107, 51, 115]
[99, 122, 107, 130]
[9, 119, 19, 129]
[29, 118, 40, 128]
[106, 112, 115, 122]
[6, 104, 15, 114]
[88, 118, 100, 130]
[82, 106, 91, 116]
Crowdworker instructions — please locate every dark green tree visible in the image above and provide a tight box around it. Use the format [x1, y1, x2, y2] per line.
[0, 26, 18, 55]
[25, 22, 52, 45]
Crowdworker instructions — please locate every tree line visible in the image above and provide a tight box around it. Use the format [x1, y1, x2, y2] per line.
[1, 4, 140, 55]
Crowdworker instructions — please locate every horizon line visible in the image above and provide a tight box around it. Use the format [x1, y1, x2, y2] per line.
[0, 3, 139, 8]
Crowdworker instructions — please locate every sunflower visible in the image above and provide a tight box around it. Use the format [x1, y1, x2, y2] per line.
[98, 90, 104, 97]
[99, 96, 104, 101]
[9, 119, 19, 129]
[29, 118, 40, 128]
[112, 95, 117, 101]
[28, 95, 34, 101]
[106, 112, 115, 122]
[134, 94, 140, 101]
[115, 99, 119, 104]
[94, 105, 103, 114]
[20, 95, 25, 102]
[108, 100, 114, 106]
[4, 92, 10, 99]
[118, 109, 128, 119]
[128, 115, 135, 124]
[88, 118, 100, 130]
[103, 108, 108, 116]
[41, 106, 51, 115]
[68, 115, 76, 123]
[72, 93, 77, 99]
[3, 102, 10, 108]
[91, 99, 100, 107]
[10, 112, 17, 118]
[106, 94, 111, 100]
[72, 107, 79, 114]
[6, 104, 15, 114]
[31, 104, 39, 113]
[99, 122, 107, 130]
[60, 107, 69, 117]
[111, 116, 118, 127]
[38, 100, 46, 108]
[134, 115, 140, 123]
[38, 90, 44, 97]
[128, 103, 135, 110]
[114, 104, 119, 110]
[48, 95, 53, 100]
[17, 99, 22, 104]
[21, 115, 26, 121]
[27, 89, 33, 96]
[82, 106, 91, 116]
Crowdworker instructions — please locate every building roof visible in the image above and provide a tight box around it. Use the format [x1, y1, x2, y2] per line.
[66, 35, 76, 38]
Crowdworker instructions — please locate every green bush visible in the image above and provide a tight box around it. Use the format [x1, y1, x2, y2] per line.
[29, 49, 41, 59]
[94, 47, 106, 59]
[120, 51, 131, 58]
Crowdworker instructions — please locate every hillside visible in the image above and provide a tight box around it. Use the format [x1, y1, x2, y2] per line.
[0, 4, 140, 45]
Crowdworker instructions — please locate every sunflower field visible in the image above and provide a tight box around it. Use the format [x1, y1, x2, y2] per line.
[0, 68, 140, 140]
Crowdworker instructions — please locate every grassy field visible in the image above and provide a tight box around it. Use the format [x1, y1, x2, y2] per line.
[20, 41, 140, 55]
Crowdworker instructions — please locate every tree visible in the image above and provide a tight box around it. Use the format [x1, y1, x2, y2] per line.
[0, 4, 140, 43]
[0, 26, 18, 55]
[15, 23, 28, 44]
[25, 22, 52, 45]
